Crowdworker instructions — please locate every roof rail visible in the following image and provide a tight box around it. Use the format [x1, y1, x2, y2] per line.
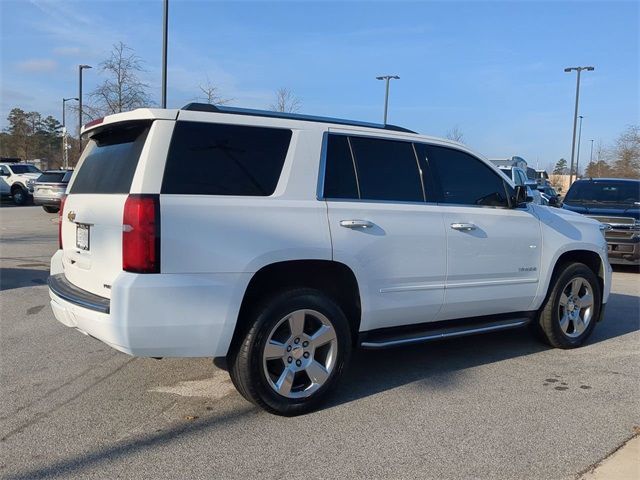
[180, 103, 417, 134]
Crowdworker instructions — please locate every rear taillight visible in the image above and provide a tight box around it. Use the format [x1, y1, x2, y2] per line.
[58, 195, 66, 249]
[122, 194, 160, 273]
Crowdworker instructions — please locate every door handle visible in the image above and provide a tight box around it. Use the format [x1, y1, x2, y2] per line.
[340, 219, 374, 229]
[450, 222, 477, 231]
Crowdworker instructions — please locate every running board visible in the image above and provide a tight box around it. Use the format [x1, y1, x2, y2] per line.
[359, 315, 532, 349]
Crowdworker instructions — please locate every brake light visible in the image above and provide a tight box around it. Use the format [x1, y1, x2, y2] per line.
[122, 195, 160, 273]
[83, 117, 104, 130]
[58, 195, 66, 249]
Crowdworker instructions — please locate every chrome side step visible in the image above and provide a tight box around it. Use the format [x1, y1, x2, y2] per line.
[359, 316, 531, 349]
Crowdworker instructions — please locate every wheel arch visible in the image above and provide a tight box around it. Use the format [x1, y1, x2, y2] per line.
[228, 260, 362, 357]
[10, 182, 27, 192]
[544, 248, 605, 307]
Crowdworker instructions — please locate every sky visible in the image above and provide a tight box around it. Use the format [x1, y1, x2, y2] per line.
[0, 0, 638, 171]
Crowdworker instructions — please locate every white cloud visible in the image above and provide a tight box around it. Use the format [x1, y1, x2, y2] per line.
[17, 59, 57, 72]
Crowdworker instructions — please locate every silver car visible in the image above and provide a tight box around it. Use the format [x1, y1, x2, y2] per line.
[33, 170, 72, 213]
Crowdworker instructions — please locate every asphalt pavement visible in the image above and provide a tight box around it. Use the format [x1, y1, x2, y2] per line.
[1, 205, 639, 479]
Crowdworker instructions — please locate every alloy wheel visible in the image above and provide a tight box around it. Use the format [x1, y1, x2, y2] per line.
[262, 309, 338, 399]
[558, 276, 594, 338]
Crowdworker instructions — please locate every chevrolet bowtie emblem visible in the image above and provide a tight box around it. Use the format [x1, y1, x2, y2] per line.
[67, 211, 76, 222]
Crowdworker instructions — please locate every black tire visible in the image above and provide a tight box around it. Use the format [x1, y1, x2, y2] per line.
[43, 205, 59, 213]
[535, 262, 601, 349]
[228, 288, 352, 416]
[11, 186, 28, 206]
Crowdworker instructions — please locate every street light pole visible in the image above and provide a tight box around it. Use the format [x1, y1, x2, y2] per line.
[62, 97, 78, 169]
[78, 64, 92, 156]
[376, 75, 400, 124]
[564, 65, 594, 185]
[589, 139, 594, 163]
[161, 0, 169, 108]
[575, 115, 584, 178]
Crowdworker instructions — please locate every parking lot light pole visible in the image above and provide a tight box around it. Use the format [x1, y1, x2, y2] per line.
[575, 115, 584, 178]
[78, 64, 92, 157]
[376, 75, 400, 125]
[161, 0, 168, 108]
[564, 66, 594, 185]
[62, 97, 78, 169]
[589, 139, 594, 164]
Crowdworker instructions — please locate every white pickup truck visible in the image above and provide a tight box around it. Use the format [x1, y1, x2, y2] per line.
[48, 105, 611, 415]
[0, 162, 41, 205]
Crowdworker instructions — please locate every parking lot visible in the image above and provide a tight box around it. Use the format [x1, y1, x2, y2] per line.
[1, 204, 638, 479]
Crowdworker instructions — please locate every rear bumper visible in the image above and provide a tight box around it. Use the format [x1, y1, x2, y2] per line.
[34, 195, 63, 206]
[48, 250, 251, 357]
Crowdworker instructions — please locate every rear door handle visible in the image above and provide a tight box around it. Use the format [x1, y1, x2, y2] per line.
[450, 222, 477, 231]
[340, 219, 374, 229]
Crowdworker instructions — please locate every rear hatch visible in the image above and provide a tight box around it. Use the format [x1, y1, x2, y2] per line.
[34, 171, 71, 196]
[61, 121, 152, 298]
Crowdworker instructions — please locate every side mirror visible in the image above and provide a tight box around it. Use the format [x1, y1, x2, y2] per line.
[514, 185, 532, 206]
[548, 196, 559, 207]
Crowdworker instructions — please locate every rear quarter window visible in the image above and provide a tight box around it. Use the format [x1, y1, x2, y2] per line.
[69, 122, 151, 194]
[162, 122, 292, 196]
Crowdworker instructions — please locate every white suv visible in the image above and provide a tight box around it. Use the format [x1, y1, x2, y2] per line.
[48, 104, 611, 415]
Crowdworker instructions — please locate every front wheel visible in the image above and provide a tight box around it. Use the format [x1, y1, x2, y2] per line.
[535, 262, 601, 348]
[11, 186, 28, 206]
[229, 289, 352, 416]
[43, 205, 59, 213]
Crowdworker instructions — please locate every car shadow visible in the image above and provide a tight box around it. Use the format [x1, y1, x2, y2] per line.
[612, 264, 640, 274]
[0, 198, 38, 208]
[4, 294, 638, 480]
[328, 291, 639, 408]
[0, 267, 49, 291]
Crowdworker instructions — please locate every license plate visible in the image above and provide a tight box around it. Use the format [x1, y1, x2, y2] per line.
[76, 224, 90, 251]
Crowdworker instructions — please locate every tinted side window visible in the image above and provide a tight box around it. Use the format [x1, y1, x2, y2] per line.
[162, 122, 292, 196]
[425, 145, 510, 207]
[323, 135, 358, 199]
[349, 136, 423, 202]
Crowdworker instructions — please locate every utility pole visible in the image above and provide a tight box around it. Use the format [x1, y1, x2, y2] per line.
[78, 64, 92, 156]
[375, 75, 400, 125]
[62, 97, 78, 169]
[575, 115, 584, 178]
[161, 0, 169, 108]
[564, 66, 594, 185]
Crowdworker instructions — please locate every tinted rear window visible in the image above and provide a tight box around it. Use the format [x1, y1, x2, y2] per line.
[565, 181, 640, 204]
[162, 122, 292, 196]
[70, 122, 151, 194]
[37, 172, 66, 183]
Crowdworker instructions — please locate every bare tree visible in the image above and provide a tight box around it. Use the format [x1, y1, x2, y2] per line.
[610, 125, 640, 178]
[198, 79, 233, 105]
[445, 125, 464, 143]
[90, 42, 151, 115]
[269, 87, 302, 113]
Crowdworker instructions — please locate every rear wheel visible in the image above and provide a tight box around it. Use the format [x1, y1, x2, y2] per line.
[536, 262, 601, 348]
[43, 205, 59, 213]
[229, 288, 351, 416]
[11, 186, 28, 206]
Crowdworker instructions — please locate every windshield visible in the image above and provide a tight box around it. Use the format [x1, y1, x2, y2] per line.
[565, 181, 640, 205]
[10, 164, 41, 174]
